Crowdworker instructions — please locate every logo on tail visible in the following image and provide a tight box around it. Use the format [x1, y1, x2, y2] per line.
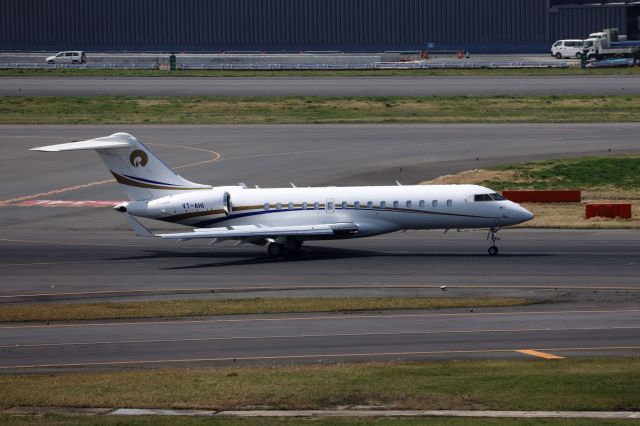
[130, 150, 148, 168]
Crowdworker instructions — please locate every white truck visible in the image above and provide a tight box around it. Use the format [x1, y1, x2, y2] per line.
[583, 28, 640, 60]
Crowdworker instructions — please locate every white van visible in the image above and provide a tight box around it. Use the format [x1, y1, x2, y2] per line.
[551, 40, 584, 59]
[45, 51, 86, 64]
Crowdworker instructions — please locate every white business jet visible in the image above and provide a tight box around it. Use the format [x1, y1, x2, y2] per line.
[32, 133, 533, 257]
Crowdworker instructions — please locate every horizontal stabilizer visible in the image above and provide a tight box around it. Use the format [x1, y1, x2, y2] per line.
[158, 223, 358, 241]
[30, 136, 133, 152]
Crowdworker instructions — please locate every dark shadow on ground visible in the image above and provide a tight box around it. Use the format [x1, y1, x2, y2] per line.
[106, 245, 551, 270]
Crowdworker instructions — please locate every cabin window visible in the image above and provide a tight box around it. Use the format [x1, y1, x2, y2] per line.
[302, 202, 307, 209]
[263, 203, 270, 210]
[276, 202, 282, 210]
[288, 202, 294, 210]
[447, 199, 452, 207]
[367, 201, 373, 208]
[419, 200, 425, 208]
[432, 200, 438, 207]
[393, 201, 399, 208]
[341, 201, 348, 209]
[406, 200, 412, 208]
[354, 201, 360, 209]
[380, 201, 386, 208]
[313, 201, 319, 210]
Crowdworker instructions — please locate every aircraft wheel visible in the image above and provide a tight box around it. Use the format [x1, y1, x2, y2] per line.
[267, 243, 285, 258]
[284, 240, 302, 254]
[488, 246, 499, 256]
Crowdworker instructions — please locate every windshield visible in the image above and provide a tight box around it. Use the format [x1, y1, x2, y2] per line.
[474, 193, 506, 202]
[584, 40, 593, 48]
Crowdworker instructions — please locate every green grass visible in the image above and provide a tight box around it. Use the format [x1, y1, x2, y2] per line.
[0, 359, 639, 411]
[0, 415, 638, 426]
[0, 297, 530, 322]
[483, 155, 640, 190]
[2, 95, 640, 124]
[2, 67, 640, 77]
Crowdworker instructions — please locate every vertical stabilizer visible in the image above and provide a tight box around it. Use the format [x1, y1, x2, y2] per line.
[31, 133, 211, 201]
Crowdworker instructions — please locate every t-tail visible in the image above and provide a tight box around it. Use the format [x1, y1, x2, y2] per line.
[30, 133, 211, 201]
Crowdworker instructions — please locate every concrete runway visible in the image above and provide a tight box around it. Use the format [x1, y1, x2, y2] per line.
[1, 123, 639, 368]
[2, 76, 640, 96]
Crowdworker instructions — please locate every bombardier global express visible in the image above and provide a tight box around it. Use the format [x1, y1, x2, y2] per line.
[32, 133, 534, 257]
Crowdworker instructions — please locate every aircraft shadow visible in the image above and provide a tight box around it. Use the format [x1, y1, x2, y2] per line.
[108, 245, 551, 270]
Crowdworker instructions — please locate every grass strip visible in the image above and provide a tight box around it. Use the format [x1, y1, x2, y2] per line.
[2, 95, 640, 124]
[484, 155, 640, 191]
[0, 297, 529, 322]
[0, 359, 638, 411]
[0, 415, 637, 426]
[2, 67, 640, 77]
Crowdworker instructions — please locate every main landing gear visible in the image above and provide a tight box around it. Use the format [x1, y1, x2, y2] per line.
[267, 240, 303, 258]
[487, 227, 500, 256]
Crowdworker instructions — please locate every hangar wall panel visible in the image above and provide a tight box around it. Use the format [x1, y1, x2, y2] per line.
[0, 0, 631, 52]
[549, 5, 627, 40]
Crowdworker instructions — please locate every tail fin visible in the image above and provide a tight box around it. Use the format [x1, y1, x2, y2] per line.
[31, 133, 211, 201]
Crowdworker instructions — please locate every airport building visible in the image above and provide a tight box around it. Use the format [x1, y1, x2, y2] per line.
[1, 0, 639, 53]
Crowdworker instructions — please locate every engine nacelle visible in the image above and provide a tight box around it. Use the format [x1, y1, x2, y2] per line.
[126, 190, 232, 219]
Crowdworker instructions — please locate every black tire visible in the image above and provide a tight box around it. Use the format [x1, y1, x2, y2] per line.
[72, 60, 78, 64]
[284, 240, 302, 254]
[488, 246, 499, 256]
[555, 52, 562, 59]
[575, 52, 582, 59]
[267, 243, 285, 258]
[587, 54, 595, 60]
[47, 60, 54, 64]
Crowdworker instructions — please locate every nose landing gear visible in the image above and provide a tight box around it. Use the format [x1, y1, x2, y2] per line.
[487, 227, 500, 256]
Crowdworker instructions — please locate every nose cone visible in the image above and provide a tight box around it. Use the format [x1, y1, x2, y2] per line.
[515, 205, 534, 223]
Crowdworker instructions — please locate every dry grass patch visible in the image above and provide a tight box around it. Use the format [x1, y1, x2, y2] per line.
[135, 99, 171, 107]
[422, 169, 517, 185]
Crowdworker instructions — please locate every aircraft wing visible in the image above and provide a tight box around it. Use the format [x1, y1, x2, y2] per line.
[157, 223, 358, 240]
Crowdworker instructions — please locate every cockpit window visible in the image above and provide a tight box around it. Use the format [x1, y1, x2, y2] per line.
[474, 193, 505, 202]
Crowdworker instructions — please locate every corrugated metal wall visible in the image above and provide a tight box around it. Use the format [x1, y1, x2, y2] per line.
[549, 5, 627, 40]
[0, 0, 630, 52]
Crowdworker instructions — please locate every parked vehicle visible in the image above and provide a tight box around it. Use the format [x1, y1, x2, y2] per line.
[551, 40, 584, 59]
[583, 28, 640, 60]
[45, 51, 86, 64]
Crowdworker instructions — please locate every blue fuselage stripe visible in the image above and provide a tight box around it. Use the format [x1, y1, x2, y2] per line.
[123, 174, 179, 186]
[175, 207, 498, 228]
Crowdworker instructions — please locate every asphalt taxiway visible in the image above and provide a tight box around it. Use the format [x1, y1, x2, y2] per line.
[1, 123, 639, 368]
[2, 76, 640, 96]
[1, 305, 638, 371]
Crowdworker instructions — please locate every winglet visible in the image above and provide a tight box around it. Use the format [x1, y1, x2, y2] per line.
[121, 212, 154, 237]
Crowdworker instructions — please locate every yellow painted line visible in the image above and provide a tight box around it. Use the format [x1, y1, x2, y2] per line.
[1, 346, 639, 370]
[0, 308, 638, 330]
[516, 349, 564, 359]
[2, 326, 638, 350]
[0, 143, 221, 205]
